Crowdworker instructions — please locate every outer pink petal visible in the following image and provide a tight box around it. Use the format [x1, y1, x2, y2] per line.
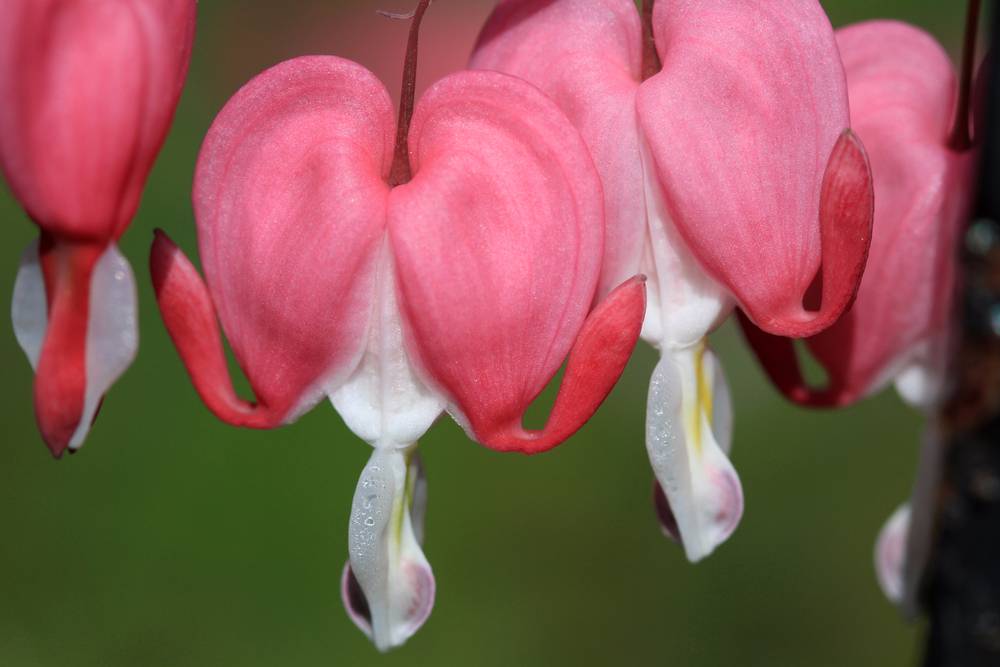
[637, 0, 866, 337]
[471, 0, 646, 298]
[0, 0, 195, 241]
[188, 56, 393, 422]
[740, 22, 972, 407]
[388, 71, 607, 452]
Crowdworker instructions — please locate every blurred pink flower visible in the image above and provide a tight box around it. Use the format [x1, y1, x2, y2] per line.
[471, 0, 873, 560]
[2, 0, 195, 456]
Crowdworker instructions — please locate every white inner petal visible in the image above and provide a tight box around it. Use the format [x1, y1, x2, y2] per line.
[71, 244, 139, 449]
[348, 447, 434, 652]
[875, 503, 911, 606]
[637, 133, 732, 350]
[331, 242, 445, 449]
[646, 345, 743, 562]
[11, 238, 47, 368]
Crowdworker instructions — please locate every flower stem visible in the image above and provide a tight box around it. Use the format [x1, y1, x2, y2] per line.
[949, 0, 982, 152]
[388, 0, 432, 187]
[640, 0, 660, 82]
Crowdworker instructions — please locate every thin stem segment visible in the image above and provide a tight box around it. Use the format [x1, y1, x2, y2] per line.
[388, 0, 432, 186]
[949, 0, 982, 151]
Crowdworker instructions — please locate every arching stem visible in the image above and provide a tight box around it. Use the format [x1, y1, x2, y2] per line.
[388, 0, 432, 186]
[949, 0, 982, 151]
[641, 0, 661, 82]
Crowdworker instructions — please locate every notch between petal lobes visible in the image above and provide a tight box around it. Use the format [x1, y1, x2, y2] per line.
[471, 275, 646, 454]
[149, 230, 285, 428]
[744, 130, 874, 338]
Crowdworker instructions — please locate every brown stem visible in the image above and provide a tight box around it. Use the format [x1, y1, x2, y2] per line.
[640, 0, 661, 81]
[387, 0, 432, 187]
[949, 0, 982, 151]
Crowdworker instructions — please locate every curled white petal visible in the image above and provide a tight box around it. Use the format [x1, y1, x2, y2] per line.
[332, 244, 444, 449]
[346, 446, 434, 651]
[875, 503, 911, 605]
[646, 344, 743, 562]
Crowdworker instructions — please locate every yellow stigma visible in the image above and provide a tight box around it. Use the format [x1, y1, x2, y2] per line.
[683, 341, 714, 455]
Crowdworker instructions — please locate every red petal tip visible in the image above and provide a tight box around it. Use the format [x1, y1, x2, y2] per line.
[150, 230, 282, 429]
[477, 275, 647, 454]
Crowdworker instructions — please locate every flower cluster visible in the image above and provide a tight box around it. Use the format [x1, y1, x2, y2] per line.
[0, 0, 980, 653]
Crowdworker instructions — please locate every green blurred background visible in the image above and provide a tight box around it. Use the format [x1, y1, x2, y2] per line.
[0, 1, 976, 665]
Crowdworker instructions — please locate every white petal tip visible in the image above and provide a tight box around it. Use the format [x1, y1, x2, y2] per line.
[875, 504, 911, 605]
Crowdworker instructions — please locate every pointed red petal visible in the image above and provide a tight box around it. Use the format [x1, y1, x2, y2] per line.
[150, 230, 282, 428]
[737, 310, 856, 407]
[33, 238, 102, 457]
[474, 276, 646, 454]
[748, 129, 874, 337]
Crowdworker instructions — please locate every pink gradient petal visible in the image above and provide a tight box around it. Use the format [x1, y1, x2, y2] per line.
[471, 0, 647, 297]
[637, 0, 870, 336]
[151, 231, 283, 428]
[0, 0, 195, 241]
[389, 70, 619, 453]
[192, 56, 394, 421]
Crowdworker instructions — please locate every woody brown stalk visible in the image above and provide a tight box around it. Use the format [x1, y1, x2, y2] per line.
[923, 3, 1000, 665]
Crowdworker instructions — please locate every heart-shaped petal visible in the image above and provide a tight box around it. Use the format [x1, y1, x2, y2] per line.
[637, 0, 872, 338]
[471, 0, 647, 298]
[389, 70, 621, 452]
[190, 56, 394, 421]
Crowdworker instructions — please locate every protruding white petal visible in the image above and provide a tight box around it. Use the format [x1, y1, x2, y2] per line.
[346, 446, 434, 652]
[875, 503, 911, 605]
[893, 333, 950, 411]
[69, 243, 139, 449]
[11, 238, 47, 368]
[895, 421, 945, 617]
[646, 344, 743, 562]
[11, 240, 138, 450]
[638, 135, 731, 350]
[332, 246, 444, 449]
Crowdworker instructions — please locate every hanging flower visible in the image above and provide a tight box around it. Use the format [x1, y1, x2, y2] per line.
[150, 1, 645, 651]
[470, 0, 873, 560]
[2, 0, 196, 456]
[740, 17, 982, 608]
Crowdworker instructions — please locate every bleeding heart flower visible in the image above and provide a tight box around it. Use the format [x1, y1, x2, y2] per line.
[740, 20, 978, 412]
[471, 0, 873, 560]
[2, 0, 196, 456]
[150, 1, 645, 651]
[739, 14, 983, 609]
